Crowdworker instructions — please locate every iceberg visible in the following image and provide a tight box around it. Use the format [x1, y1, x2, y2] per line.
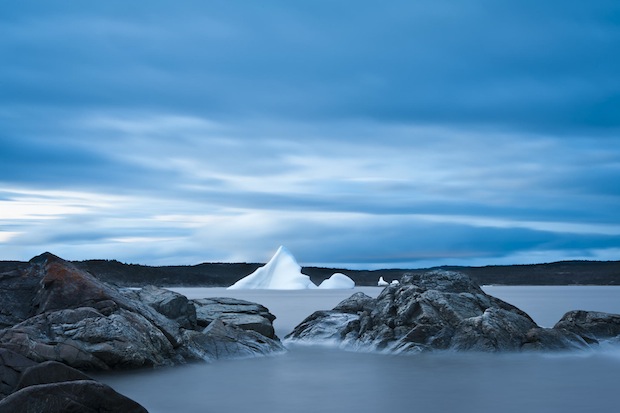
[378, 276, 389, 286]
[318, 273, 355, 289]
[227, 246, 317, 290]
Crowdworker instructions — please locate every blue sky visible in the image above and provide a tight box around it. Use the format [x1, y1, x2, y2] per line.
[1, 1, 619, 267]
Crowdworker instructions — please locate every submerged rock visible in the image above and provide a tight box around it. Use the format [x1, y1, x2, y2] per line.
[286, 270, 596, 353]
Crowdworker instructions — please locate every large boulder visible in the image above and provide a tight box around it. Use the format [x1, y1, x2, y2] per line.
[0, 380, 148, 413]
[1, 358, 149, 412]
[0, 253, 284, 372]
[286, 270, 590, 353]
[192, 297, 277, 339]
[0, 307, 178, 370]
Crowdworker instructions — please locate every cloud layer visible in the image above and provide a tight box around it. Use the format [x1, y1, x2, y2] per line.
[1, 1, 619, 267]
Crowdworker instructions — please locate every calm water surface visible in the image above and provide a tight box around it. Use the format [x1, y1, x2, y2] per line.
[97, 286, 620, 413]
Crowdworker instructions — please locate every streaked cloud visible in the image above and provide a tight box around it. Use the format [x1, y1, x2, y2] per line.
[0, 1, 618, 267]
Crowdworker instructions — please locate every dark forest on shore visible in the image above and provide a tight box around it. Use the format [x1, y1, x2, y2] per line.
[3, 257, 620, 287]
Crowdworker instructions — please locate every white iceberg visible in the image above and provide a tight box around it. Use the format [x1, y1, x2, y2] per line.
[227, 246, 317, 290]
[390, 279, 400, 285]
[378, 276, 389, 286]
[318, 273, 355, 289]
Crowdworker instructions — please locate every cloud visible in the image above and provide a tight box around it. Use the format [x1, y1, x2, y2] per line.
[0, 2, 618, 267]
[1, 1, 619, 132]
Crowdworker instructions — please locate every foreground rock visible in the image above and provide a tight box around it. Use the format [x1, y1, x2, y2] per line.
[0, 252, 283, 371]
[0, 252, 285, 409]
[286, 270, 604, 353]
[0, 355, 148, 412]
[0, 380, 147, 413]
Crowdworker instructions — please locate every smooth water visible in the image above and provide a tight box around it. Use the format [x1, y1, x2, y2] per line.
[97, 286, 620, 413]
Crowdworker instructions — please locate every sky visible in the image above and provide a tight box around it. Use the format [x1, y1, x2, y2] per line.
[1, 1, 619, 268]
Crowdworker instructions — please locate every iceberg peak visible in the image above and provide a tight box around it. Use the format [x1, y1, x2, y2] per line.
[227, 246, 317, 290]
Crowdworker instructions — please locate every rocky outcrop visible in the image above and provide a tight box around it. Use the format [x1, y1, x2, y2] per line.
[0, 253, 284, 374]
[286, 270, 596, 353]
[554, 310, 620, 343]
[192, 297, 277, 339]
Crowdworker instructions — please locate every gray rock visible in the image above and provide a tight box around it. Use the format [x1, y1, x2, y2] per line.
[0, 270, 39, 329]
[521, 327, 590, 351]
[0, 380, 148, 413]
[554, 310, 620, 342]
[181, 319, 285, 361]
[0, 349, 37, 400]
[0, 253, 284, 371]
[137, 286, 197, 329]
[0, 307, 177, 370]
[192, 297, 277, 339]
[286, 270, 600, 353]
[15, 361, 92, 391]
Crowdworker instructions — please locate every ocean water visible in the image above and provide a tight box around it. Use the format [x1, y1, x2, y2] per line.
[96, 286, 620, 413]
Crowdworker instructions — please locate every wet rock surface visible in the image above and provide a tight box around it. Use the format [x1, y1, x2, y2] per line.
[286, 270, 611, 353]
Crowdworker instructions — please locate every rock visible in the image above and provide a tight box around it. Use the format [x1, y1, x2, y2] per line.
[192, 297, 277, 339]
[0, 268, 40, 329]
[0, 380, 148, 413]
[0, 253, 284, 371]
[0, 349, 37, 400]
[554, 310, 620, 342]
[181, 319, 285, 361]
[136, 286, 197, 329]
[0, 307, 177, 370]
[15, 361, 92, 391]
[286, 270, 597, 353]
[521, 328, 590, 351]
[449, 307, 538, 351]
[333, 292, 375, 313]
